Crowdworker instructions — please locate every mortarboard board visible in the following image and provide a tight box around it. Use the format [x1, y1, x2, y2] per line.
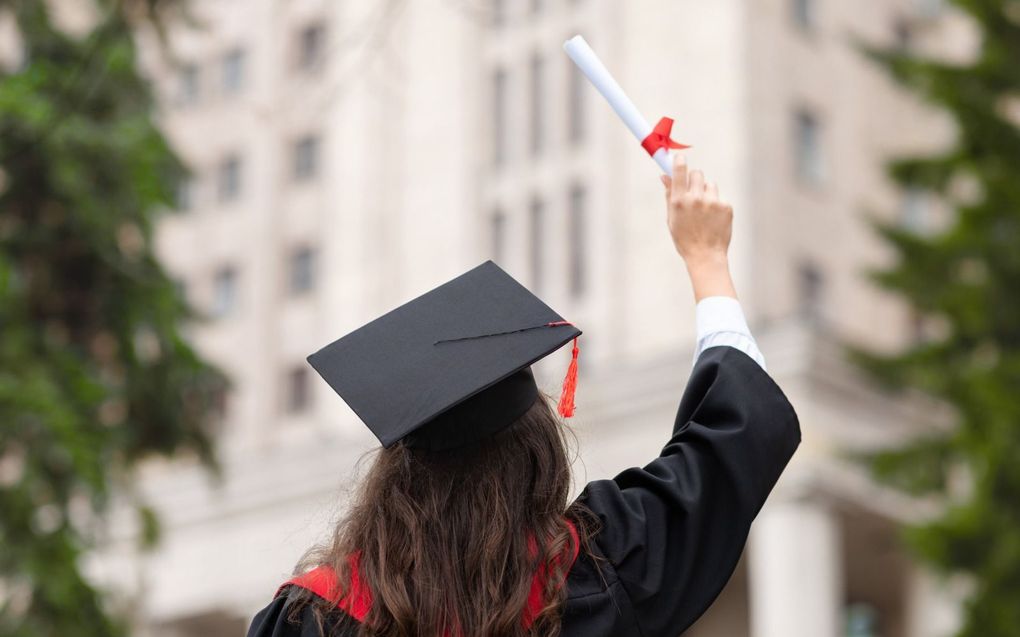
[307, 261, 581, 451]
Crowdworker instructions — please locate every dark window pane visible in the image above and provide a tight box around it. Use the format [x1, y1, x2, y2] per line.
[900, 187, 932, 234]
[173, 277, 188, 304]
[217, 154, 242, 202]
[491, 209, 506, 263]
[179, 63, 199, 105]
[793, 0, 816, 30]
[909, 310, 927, 345]
[530, 197, 544, 290]
[222, 47, 245, 93]
[491, 0, 506, 28]
[210, 386, 230, 422]
[794, 109, 824, 185]
[568, 184, 587, 298]
[286, 367, 311, 413]
[212, 266, 238, 317]
[289, 246, 316, 295]
[293, 135, 320, 181]
[568, 63, 586, 145]
[493, 67, 508, 166]
[917, 0, 945, 18]
[797, 261, 824, 323]
[298, 23, 326, 70]
[845, 603, 879, 637]
[175, 175, 194, 212]
[530, 53, 545, 157]
[893, 18, 913, 51]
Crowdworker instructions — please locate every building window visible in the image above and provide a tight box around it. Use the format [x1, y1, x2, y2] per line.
[173, 277, 188, 305]
[297, 23, 326, 71]
[916, 0, 945, 19]
[845, 603, 879, 637]
[901, 186, 932, 234]
[492, 67, 508, 166]
[491, 209, 506, 263]
[210, 385, 230, 423]
[893, 17, 913, 51]
[222, 47, 245, 94]
[568, 184, 587, 298]
[796, 261, 825, 323]
[529, 197, 544, 291]
[568, 63, 586, 146]
[175, 175, 195, 212]
[293, 134, 320, 181]
[491, 0, 506, 28]
[792, 0, 816, 31]
[908, 310, 927, 344]
[529, 53, 546, 157]
[288, 246, 316, 295]
[285, 366, 311, 413]
[794, 109, 825, 186]
[217, 154, 242, 202]
[179, 63, 200, 105]
[212, 266, 238, 318]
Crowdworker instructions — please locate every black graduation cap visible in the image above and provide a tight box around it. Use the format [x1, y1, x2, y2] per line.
[307, 260, 581, 451]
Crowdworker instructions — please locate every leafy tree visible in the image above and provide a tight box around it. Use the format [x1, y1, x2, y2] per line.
[856, 1, 1020, 634]
[0, 1, 225, 635]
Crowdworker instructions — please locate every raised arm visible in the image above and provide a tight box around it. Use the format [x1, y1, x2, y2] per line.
[660, 154, 767, 371]
[573, 154, 800, 635]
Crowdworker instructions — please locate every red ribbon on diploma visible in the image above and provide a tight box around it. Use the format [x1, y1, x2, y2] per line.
[640, 116, 691, 157]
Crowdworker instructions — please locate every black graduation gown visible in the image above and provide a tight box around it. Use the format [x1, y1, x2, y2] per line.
[246, 345, 801, 637]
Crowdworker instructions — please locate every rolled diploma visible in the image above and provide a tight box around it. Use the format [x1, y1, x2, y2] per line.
[563, 35, 673, 176]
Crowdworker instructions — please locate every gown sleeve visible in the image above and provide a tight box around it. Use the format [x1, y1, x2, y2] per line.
[575, 345, 801, 636]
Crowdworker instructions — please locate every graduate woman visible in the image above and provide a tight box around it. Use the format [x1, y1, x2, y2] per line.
[247, 154, 801, 637]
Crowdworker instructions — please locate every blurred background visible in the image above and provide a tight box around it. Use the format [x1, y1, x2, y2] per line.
[3, 0, 1018, 635]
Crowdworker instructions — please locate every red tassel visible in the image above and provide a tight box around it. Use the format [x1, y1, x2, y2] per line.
[557, 337, 580, 418]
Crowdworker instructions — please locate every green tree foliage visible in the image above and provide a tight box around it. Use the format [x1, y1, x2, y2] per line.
[857, 1, 1020, 634]
[0, 2, 225, 635]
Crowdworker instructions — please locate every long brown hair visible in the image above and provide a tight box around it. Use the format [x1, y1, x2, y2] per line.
[288, 392, 600, 637]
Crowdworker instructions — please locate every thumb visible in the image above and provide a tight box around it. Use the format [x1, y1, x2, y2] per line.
[660, 175, 671, 189]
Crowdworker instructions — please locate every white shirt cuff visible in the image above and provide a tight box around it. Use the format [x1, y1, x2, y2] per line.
[696, 296, 752, 341]
[694, 296, 767, 371]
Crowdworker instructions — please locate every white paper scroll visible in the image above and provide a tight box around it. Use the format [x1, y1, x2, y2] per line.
[563, 34, 676, 176]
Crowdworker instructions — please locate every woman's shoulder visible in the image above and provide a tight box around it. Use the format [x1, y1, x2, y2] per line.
[246, 579, 362, 637]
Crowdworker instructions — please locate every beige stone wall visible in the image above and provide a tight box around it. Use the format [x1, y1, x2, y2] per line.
[743, 0, 956, 350]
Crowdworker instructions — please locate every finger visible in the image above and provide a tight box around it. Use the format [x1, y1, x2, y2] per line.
[706, 182, 719, 201]
[672, 153, 688, 193]
[660, 174, 672, 190]
[688, 169, 706, 195]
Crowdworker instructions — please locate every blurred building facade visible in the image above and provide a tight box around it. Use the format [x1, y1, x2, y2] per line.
[90, 0, 971, 635]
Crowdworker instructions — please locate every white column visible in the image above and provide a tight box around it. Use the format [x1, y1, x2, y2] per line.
[905, 566, 967, 637]
[748, 499, 843, 637]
